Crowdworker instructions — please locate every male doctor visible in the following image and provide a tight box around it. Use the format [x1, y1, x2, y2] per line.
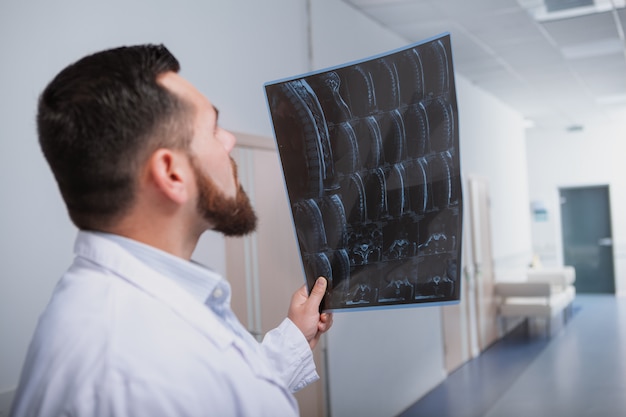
[10, 44, 332, 416]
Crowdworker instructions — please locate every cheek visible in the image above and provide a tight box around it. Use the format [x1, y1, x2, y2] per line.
[205, 154, 237, 198]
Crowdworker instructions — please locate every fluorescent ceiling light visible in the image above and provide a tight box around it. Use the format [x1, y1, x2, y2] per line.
[545, 0, 593, 13]
[518, 0, 626, 22]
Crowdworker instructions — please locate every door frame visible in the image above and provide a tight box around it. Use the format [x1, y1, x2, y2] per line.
[226, 132, 328, 417]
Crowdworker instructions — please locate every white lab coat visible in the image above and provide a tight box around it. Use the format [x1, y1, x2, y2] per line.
[11, 231, 318, 417]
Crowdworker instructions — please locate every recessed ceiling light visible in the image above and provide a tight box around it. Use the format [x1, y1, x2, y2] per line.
[518, 0, 626, 22]
[566, 124, 584, 132]
[545, 0, 593, 13]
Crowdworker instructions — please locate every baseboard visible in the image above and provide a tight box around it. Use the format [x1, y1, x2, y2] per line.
[0, 389, 15, 417]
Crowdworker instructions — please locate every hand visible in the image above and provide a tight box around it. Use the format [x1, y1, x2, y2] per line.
[288, 277, 333, 350]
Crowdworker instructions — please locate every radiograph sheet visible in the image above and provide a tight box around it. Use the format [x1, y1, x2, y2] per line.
[265, 33, 462, 311]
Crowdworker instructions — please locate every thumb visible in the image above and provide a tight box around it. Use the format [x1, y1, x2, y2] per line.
[307, 277, 327, 307]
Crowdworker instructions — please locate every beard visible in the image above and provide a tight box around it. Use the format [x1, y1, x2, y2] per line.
[191, 156, 257, 236]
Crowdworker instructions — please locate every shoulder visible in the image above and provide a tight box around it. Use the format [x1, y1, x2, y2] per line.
[13, 265, 234, 415]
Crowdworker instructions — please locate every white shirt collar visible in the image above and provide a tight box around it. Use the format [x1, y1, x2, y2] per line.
[95, 232, 231, 309]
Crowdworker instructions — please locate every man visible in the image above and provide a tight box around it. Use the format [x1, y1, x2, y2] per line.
[10, 44, 332, 416]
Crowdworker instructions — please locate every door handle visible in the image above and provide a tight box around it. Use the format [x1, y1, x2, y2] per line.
[598, 237, 613, 246]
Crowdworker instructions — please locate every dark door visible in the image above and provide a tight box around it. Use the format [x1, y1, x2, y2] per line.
[560, 185, 615, 294]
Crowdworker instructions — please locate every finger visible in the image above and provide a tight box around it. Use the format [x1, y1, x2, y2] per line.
[318, 321, 330, 333]
[306, 277, 327, 308]
[318, 314, 333, 332]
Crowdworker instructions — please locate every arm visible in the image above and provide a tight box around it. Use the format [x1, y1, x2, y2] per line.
[261, 277, 334, 392]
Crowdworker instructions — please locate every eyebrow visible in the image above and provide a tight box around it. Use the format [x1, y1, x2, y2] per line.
[213, 105, 219, 122]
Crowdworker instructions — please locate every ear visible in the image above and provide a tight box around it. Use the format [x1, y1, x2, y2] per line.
[146, 149, 192, 205]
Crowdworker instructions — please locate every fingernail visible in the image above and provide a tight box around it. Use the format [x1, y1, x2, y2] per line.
[317, 277, 326, 287]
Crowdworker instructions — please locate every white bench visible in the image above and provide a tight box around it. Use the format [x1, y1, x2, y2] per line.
[495, 266, 576, 335]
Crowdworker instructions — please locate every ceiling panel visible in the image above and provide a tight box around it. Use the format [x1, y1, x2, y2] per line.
[501, 90, 552, 110]
[495, 39, 565, 71]
[393, 19, 461, 43]
[445, 31, 494, 62]
[357, 1, 445, 25]
[460, 9, 543, 48]
[568, 53, 626, 75]
[561, 39, 623, 60]
[470, 67, 520, 85]
[540, 11, 620, 46]
[584, 72, 626, 96]
[531, 71, 586, 91]
[344, 0, 409, 6]
[429, 0, 521, 17]
[453, 56, 507, 80]
[608, 105, 626, 123]
[342, 0, 626, 131]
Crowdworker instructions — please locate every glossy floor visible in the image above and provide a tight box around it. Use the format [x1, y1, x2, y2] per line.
[399, 295, 626, 417]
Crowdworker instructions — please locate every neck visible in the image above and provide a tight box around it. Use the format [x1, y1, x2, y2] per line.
[105, 214, 203, 260]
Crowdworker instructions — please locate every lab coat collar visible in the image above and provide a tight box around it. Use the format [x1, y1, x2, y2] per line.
[73, 230, 235, 350]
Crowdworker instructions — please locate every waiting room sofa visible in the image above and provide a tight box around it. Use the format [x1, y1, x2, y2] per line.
[494, 266, 576, 335]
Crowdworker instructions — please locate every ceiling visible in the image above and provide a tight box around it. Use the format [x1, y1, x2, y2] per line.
[342, 0, 626, 132]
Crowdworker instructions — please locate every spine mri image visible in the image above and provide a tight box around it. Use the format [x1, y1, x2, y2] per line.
[265, 33, 462, 311]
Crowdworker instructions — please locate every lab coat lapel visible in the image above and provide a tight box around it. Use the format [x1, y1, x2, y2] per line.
[73, 231, 234, 350]
[74, 232, 288, 389]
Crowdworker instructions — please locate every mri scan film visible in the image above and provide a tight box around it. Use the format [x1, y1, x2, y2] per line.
[265, 33, 462, 311]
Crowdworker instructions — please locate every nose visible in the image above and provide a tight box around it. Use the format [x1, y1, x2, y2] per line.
[218, 128, 237, 153]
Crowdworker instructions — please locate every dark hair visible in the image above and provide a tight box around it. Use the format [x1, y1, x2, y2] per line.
[37, 44, 193, 230]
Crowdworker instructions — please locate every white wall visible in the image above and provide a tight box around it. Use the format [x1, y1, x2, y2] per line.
[309, 4, 449, 416]
[311, 0, 532, 270]
[456, 76, 532, 270]
[0, 1, 532, 416]
[526, 123, 626, 296]
[310, 2, 531, 416]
